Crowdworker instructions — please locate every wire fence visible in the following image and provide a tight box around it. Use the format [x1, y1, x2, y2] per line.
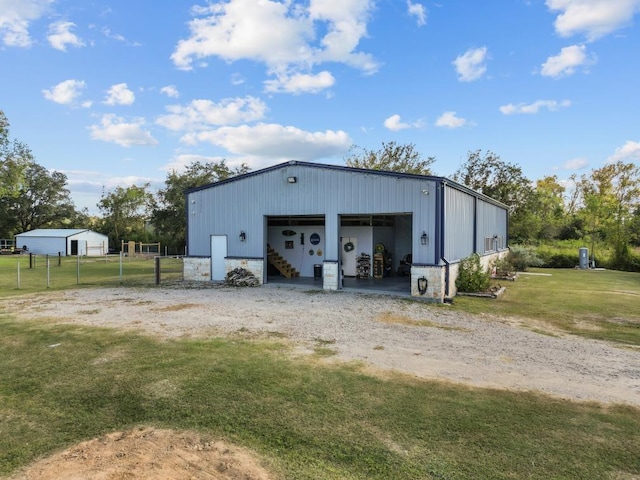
[0, 254, 184, 293]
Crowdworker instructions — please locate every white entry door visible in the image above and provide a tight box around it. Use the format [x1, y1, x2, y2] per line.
[341, 237, 357, 276]
[210, 235, 227, 281]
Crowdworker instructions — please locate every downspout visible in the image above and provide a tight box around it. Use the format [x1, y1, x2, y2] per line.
[438, 181, 448, 303]
[434, 180, 444, 264]
[506, 209, 510, 250]
[473, 196, 478, 253]
[184, 193, 190, 256]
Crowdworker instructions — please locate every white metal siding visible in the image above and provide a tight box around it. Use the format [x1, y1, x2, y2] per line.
[476, 200, 508, 252]
[70, 231, 109, 256]
[15, 230, 109, 256]
[443, 186, 475, 262]
[15, 236, 67, 255]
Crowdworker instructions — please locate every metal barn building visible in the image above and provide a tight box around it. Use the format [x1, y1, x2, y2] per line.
[15, 229, 109, 256]
[184, 161, 508, 302]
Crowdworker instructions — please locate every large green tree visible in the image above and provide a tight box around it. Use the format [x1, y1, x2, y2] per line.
[1, 110, 79, 236]
[533, 175, 567, 240]
[344, 141, 435, 175]
[576, 161, 640, 269]
[453, 150, 537, 242]
[98, 184, 154, 248]
[151, 160, 249, 252]
[0, 110, 31, 207]
[0, 162, 76, 234]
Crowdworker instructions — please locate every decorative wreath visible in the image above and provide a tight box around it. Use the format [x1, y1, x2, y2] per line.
[343, 241, 355, 252]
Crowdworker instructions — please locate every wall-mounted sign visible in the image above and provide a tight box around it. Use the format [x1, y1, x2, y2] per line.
[282, 230, 296, 236]
[310, 233, 321, 245]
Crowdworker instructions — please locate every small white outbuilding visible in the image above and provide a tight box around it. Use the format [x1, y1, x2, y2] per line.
[15, 229, 109, 256]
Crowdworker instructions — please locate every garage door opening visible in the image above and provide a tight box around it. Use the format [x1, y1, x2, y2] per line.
[339, 213, 412, 295]
[266, 215, 325, 285]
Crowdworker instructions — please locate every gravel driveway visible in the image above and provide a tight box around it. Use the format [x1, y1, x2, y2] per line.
[4, 284, 639, 406]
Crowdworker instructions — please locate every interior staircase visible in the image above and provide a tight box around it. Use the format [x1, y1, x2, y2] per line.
[267, 244, 300, 278]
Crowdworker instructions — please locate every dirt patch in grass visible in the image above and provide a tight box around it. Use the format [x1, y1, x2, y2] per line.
[151, 303, 199, 312]
[8, 427, 273, 480]
[376, 311, 470, 332]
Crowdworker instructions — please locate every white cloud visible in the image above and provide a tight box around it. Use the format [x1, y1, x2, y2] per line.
[181, 123, 351, 161]
[264, 71, 335, 94]
[383, 114, 423, 131]
[407, 1, 427, 26]
[63, 169, 160, 214]
[607, 140, 640, 163]
[384, 114, 410, 131]
[89, 114, 158, 147]
[64, 169, 156, 191]
[101, 27, 142, 47]
[558, 157, 589, 170]
[103, 83, 135, 106]
[162, 154, 228, 173]
[0, 0, 52, 47]
[160, 85, 180, 98]
[540, 44, 594, 78]
[435, 111, 467, 128]
[231, 73, 246, 85]
[453, 47, 488, 82]
[308, 0, 377, 72]
[546, 0, 640, 41]
[171, 0, 378, 91]
[47, 21, 84, 51]
[499, 99, 571, 115]
[42, 79, 87, 105]
[156, 96, 267, 131]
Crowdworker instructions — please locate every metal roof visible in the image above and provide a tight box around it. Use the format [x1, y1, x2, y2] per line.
[16, 229, 94, 238]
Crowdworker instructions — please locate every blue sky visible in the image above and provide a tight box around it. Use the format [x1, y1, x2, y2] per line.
[1, 0, 639, 214]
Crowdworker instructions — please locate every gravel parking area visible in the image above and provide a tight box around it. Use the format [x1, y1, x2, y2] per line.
[4, 284, 639, 406]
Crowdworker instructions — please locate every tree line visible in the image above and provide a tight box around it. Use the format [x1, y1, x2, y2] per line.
[2, 111, 639, 269]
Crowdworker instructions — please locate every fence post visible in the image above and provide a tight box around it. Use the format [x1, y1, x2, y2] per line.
[29, 252, 33, 269]
[17, 261, 20, 289]
[47, 257, 50, 288]
[77, 254, 80, 285]
[155, 256, 161, 285]
[119, 251, 123, 283]
[58, 252, 61, 266]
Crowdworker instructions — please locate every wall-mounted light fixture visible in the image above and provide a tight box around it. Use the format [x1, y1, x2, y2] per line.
[417, 276, 428, 295]
[239, 231, 246, 242]
[287, 176, 297, 184]
[421, 231, 428, 245]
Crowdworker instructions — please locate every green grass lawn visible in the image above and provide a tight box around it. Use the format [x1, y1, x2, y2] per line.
[452, 268, 640, 345]
[0, 255, 182, 297]
[1, 318, 638, 480]
[1, 265, 639, 478]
